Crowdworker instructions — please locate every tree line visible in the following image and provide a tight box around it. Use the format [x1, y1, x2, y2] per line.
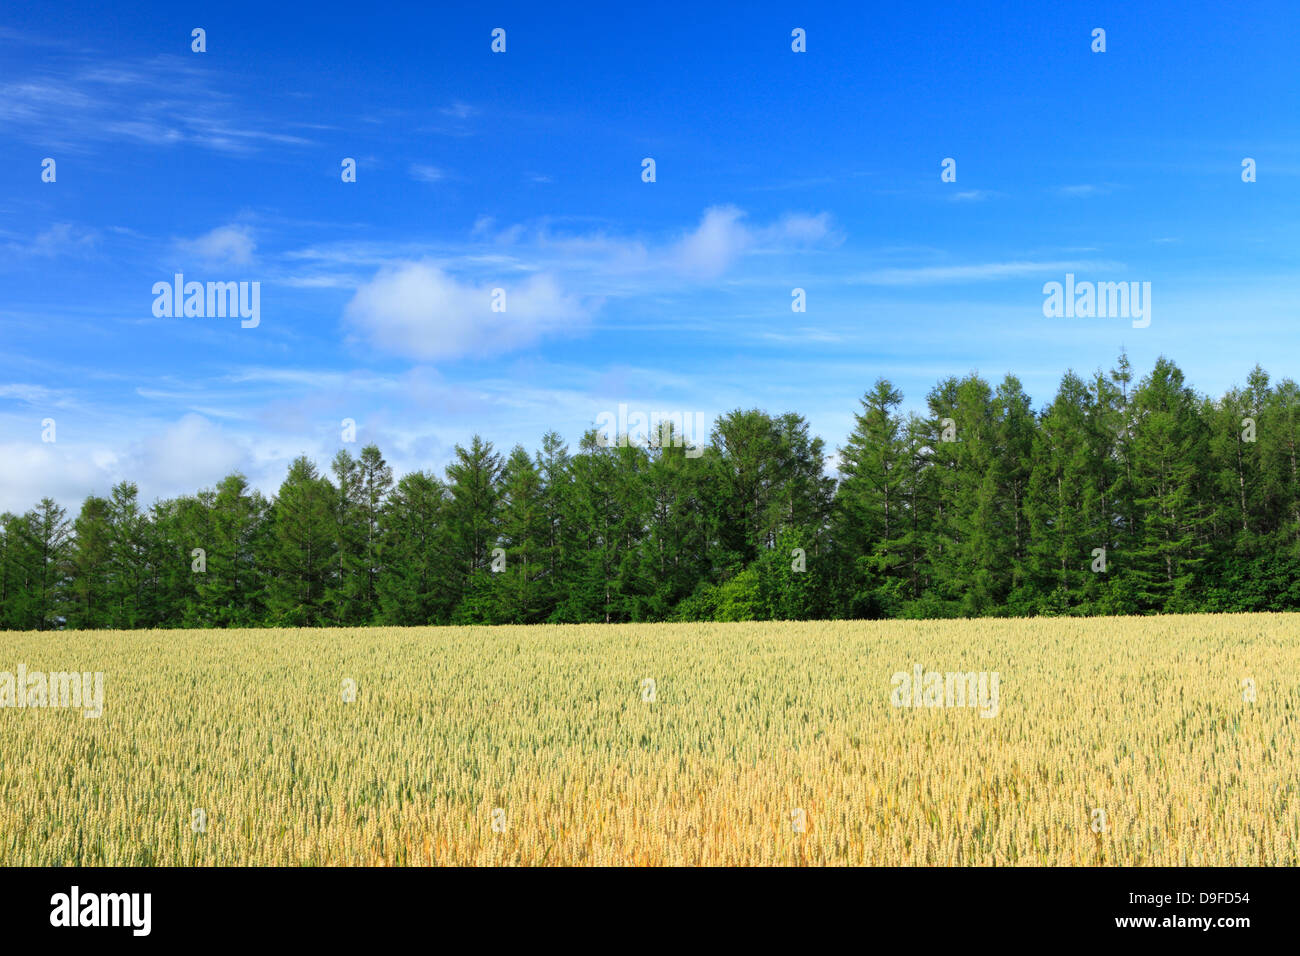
[3, 352, 1299, 630]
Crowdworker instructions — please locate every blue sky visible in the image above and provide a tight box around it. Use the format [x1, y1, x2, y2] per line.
[2, 1, 1298, 511]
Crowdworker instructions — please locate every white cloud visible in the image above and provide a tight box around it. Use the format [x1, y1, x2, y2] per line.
[670, 207, 835, 279]
[343, 260, 587, 361]
[671, 205, 752, 279]
[767, 212, 834, 243]
[179, 224, 256, 267]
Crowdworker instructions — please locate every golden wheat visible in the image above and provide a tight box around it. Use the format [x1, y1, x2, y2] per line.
[1, 614, 1296, 865]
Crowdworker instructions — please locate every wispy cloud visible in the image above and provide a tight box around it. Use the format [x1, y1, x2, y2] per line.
[757, 327, 845, 344]
[0, 55, 314, 154]
[3, 223, 99, 258]
[0, 383, 82, 407]
[1056, 184, 1111, 197]
[283, 207, 839, 295]
[852, 260, 1123, 286]
[409, 164, 446, 183]
[439, 101, 477, 120]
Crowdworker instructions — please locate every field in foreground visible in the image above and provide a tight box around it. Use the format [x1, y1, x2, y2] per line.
[1, 615, 1297, 866]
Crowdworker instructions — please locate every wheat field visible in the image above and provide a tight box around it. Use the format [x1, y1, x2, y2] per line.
[1, 614, 1296, 866]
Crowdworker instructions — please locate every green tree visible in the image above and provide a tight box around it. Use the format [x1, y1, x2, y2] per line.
[189, 474, 269, 626]
[496, 445, 549, 623]
[377, 470, 456, 624]
[65, 495, 113, 629]
[1125, 358, 1212, 611]
[835, 379, 910, 617]
[265, 457, 337, 626]
[444, 436, 503, 623]
[106, 482, 150, 629]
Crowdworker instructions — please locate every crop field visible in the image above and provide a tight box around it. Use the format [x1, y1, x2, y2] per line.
[1, 614, 1297, 866]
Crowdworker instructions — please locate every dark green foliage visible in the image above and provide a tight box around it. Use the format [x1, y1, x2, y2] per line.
[376, 470, 456, 625]
[64, 495, 112, 629]
[0, 499, 70, 629]
[264, 457, 337, 626]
